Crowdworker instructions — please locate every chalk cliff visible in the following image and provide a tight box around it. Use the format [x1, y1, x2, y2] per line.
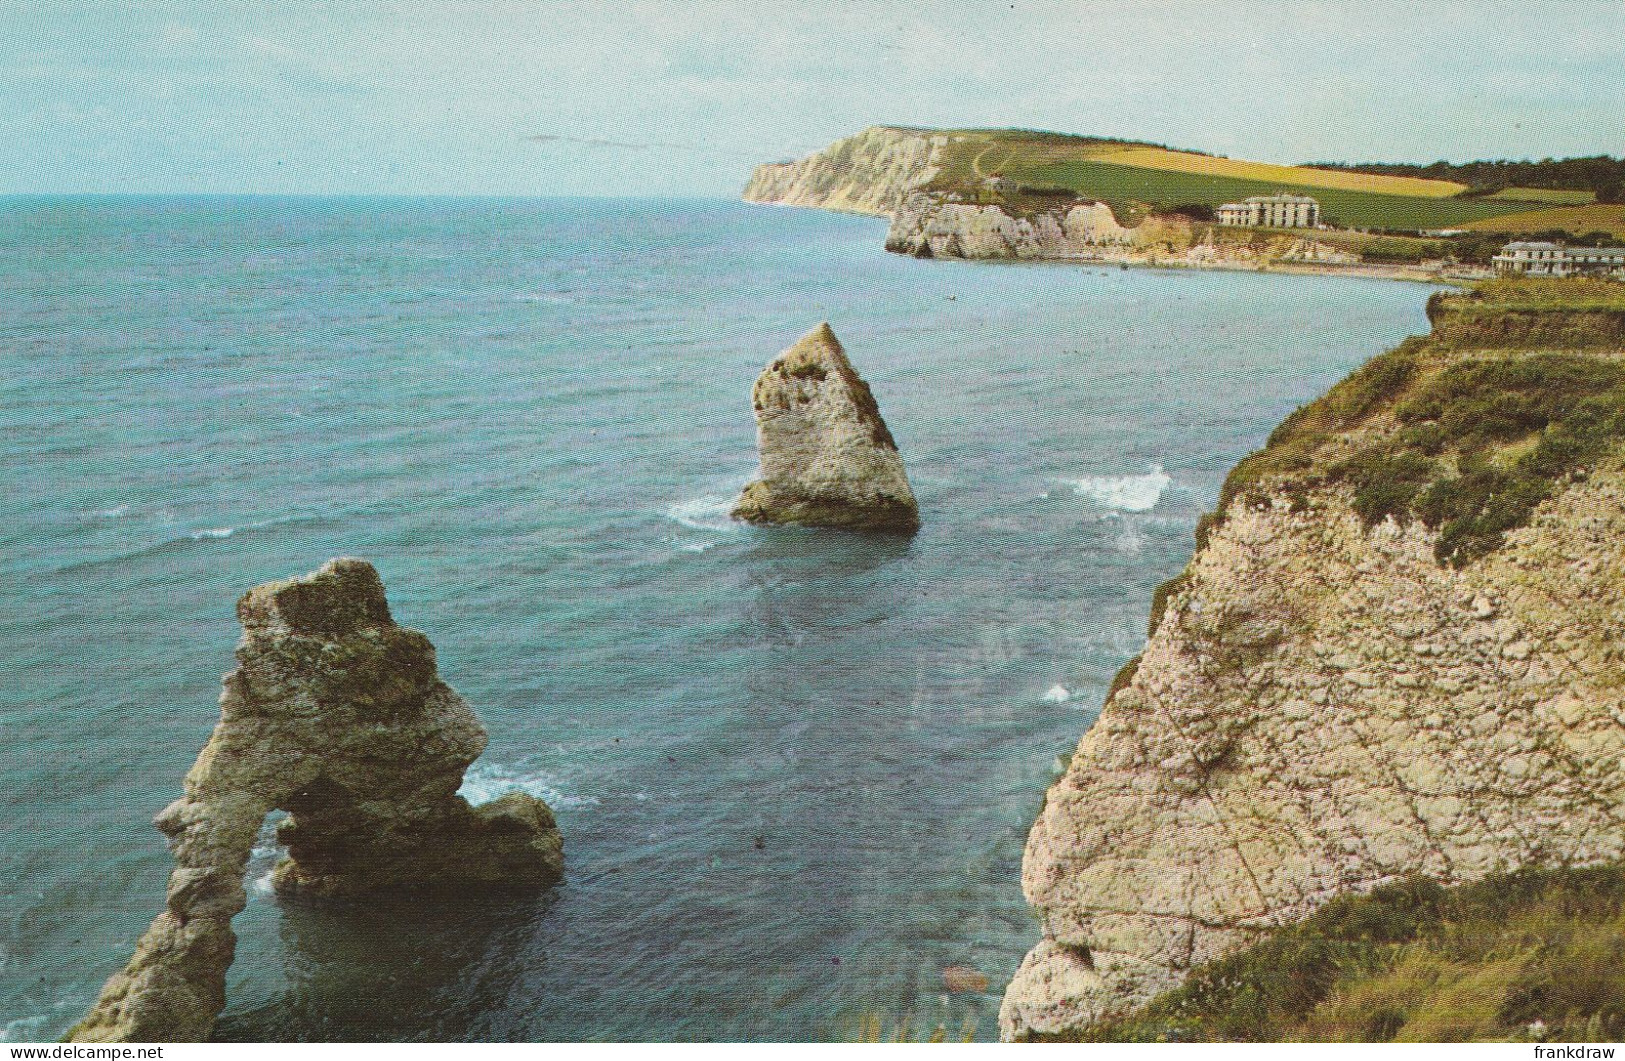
[883, 193, 1361, 268]
[1001, 282, 1625, 1039]
[733, 323, 920, 533]
[68, 559, 563, 1043]
[742, 126, 943, 217]
[743, 130, 1370, 271]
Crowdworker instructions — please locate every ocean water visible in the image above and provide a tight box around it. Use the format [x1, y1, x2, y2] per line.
[0, 196, 1429, 1042]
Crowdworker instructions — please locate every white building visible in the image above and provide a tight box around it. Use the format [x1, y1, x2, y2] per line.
[1216, 194, 1320, 229]
[1492, 241, 1625, 277]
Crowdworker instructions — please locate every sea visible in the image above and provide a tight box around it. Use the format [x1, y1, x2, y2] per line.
[0, 196, 1429, 1042]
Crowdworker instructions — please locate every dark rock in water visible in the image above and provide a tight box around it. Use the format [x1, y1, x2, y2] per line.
[67, 558, 562, 1043]
[731, 323, 920, 534]
[943, 965, 990, 993]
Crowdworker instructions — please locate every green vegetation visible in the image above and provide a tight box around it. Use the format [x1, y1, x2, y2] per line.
[1438, 276, 1625, 312]
[1486, 187, 1597, 205]
[914, 129, 1525, 231]
[907, 129, 1625, 238]
[1308, 230, 1451, 264]
[1335, 353, 1625, 564]
[1106, 654, 1141, 699]
[1308, 153, 1625, 204]
[997, 159, 1532, 231]
[1201, 342, 1424, 548]
[1462, 204, 1625, 239]
[1062, 863, 1625, 1043]
[1195, 279, 1625, 567]
[1147, 572, 1189, 637]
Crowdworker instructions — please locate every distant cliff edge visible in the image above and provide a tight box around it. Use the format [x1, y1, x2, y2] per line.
[743, 127, 1488, 279]
[742, 125, 945, 218]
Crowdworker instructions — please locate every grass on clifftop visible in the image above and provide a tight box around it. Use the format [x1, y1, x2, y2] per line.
[1064, 863, 1625, 1043]
[1435, 276, 1625, 312]
[1205, 278, 1625, 567]
[917, 129, 1540, 231]
[1462, 203, 1625, 239]
[1339, 352, 1625, 564]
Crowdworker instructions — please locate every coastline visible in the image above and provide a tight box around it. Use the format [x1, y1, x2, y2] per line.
[15, 197, 1435, 1043]
[746, 152, 1625, 1040]
[741, 199, 1482, 287]
[998, 281, 1625, 1039]
[966, 249, 1471, 286]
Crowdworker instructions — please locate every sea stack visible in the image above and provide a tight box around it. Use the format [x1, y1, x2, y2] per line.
[732, 323, 920, 533]
[68, 559, 562, 1043]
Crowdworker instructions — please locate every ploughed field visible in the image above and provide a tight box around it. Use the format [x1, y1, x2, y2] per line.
[924, 130, 1593, 231]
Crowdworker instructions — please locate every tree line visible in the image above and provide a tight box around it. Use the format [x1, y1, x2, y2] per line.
[1306, 155, 1625, 203]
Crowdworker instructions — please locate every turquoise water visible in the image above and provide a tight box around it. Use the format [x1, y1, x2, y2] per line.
[0, 196, 1429, 1042]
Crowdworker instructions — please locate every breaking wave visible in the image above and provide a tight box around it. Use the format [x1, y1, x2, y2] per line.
[3, 1014, 50, 1043]
[1067, 464, 1171, 512]
[666, 493, 742, 533]
[247, 813, 287, 897]
[460, 761, 597, 809]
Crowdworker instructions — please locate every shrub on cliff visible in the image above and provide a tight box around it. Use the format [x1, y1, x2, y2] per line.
[1350, 354, 1625, 565]
[1067, 863, 1625, 1043]
[1203, 308, 1625, 567]
[1162, 203, 1216, 222]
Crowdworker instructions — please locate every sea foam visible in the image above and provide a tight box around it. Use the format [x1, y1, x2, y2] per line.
[667, 494, 742, 533]
[2, 1014, 50, 1043]
[460, 762, 596, 809]
[1068, 464, 1171, 512]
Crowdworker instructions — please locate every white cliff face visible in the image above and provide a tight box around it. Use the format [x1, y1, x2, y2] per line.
[999, 440, 1625, 1039]
[743, 127, 1396, 272]
[883, 193, 1362, 269]
[732, 323, 919, 534]
[742, 126, 945, 217]
[884, 195, 1136, 258]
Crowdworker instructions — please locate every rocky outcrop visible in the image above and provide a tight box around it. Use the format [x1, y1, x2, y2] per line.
[743, 128, 1383, 272]
[884, 193, 1360, 269]
[68, 559, 562, 1043]
[884, 194, 1136, 259]
[742, 126, 944, 217]
[1000, 300, 1625, 1039]
[732, 323, 920, 533]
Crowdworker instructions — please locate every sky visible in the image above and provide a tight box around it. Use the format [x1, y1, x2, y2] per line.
[4, 0, 1623, 196]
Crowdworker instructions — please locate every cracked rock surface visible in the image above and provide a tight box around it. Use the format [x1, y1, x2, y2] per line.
[1000, 451, 1625, 1039]
[68, 558, 562, 1043]
[732, 323, 920, 534]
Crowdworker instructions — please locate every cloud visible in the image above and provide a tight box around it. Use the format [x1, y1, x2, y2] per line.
[524, 133, 764, 159]
[4, 0, 1622, 195]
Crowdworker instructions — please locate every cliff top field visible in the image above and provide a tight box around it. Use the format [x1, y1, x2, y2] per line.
[887, 127, 1609, 233]
[1461, 203, 1625, 239]
[1433, 276, 1625, 312]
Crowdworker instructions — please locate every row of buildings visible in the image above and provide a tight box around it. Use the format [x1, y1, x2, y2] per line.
[1210, 203, 1625, 279]
[1491, 240, 1625, 278]
[979, 180, 1624, 277]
